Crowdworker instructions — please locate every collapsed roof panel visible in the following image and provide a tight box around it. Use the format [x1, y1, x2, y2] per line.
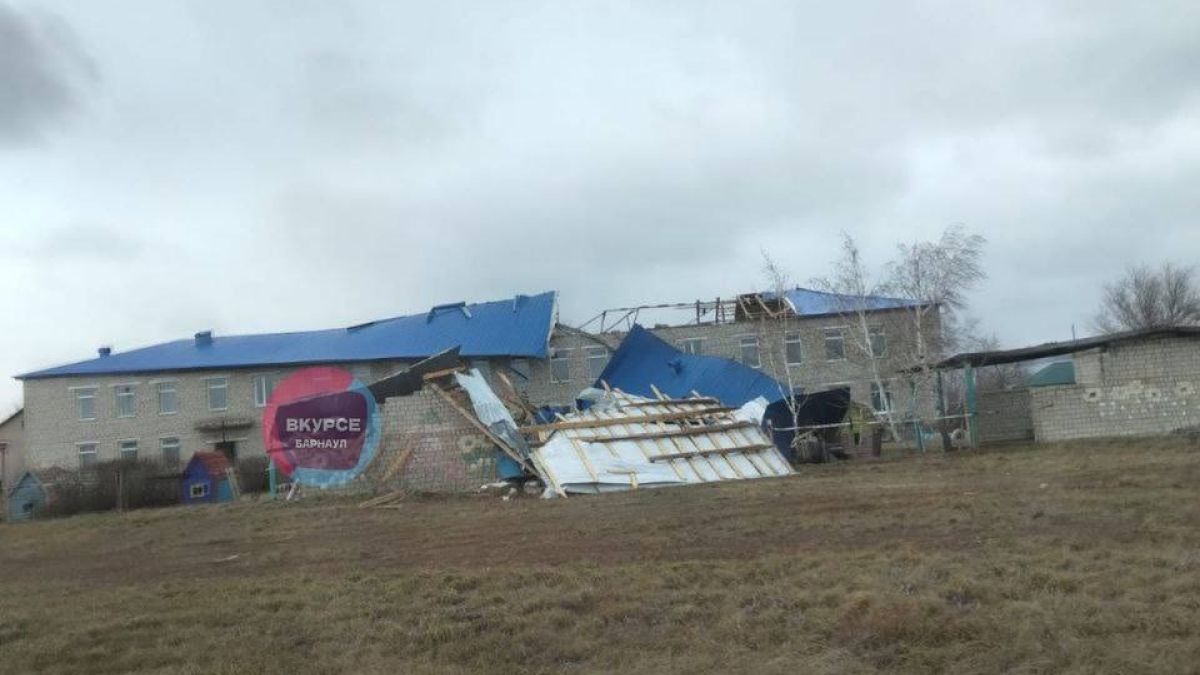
[526, 392, 792, 495]
[594, 325, 788, 407]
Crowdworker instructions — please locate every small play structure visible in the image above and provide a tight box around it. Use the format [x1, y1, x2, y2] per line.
[181, 451, 237, 505]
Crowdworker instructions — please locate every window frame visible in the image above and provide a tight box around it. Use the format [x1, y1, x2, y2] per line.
[550, 348, 572, 384]
[77, 442, 99, 468]
[677, 337, 705, 355]
[871, 382, 895, 413]
[253, 373, 280, 408]
[160, 437, 181, 467]
[823, 328, 847, 362]
[784, 332, 804, 366]
[737, 335, 761, 369]
[74, 387, 98, 421]
[584, 346, 608, 381]
[114, 384, 137, 418]
[156, 381, 179, 415]
[868, 326, 888, 358]
[190, 483, 209, 498]
[118, 439, 139, 462]
[205, 376, 229, 411]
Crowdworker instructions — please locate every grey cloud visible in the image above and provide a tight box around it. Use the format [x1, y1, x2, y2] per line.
[27, 224, 142, 262]
[0, 3, 97, 143]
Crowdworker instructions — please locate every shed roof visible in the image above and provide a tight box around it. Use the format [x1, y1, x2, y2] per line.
[18, 291, 557, 379]
[189, 451, 232, 478]
[933, 326, 1200, 369]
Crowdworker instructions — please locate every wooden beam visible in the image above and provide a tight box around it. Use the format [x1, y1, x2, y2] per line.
[422, 367, 465, 382]
[571, 421, 757, 444]
[520, 407, 737, 435]
[427, 383, 534, 473]
[649, 443, 776, 462]
[618, 397, 721, 408]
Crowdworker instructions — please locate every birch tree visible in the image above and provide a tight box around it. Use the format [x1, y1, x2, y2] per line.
[810, 234, 903, 440]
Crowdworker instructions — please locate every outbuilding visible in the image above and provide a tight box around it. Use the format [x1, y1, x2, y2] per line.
[6, 471, 50, 522]
[181, 451, 235, 504]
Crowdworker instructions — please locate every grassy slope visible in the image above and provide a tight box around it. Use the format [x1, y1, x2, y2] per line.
[0, 439, 1197, 674]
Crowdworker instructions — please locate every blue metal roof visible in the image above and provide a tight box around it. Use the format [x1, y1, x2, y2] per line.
[19, 292, 557, 379]
[765, 287, 920, 317]
[1028, 361, 1076, 387]
[595, 325, 789, 407]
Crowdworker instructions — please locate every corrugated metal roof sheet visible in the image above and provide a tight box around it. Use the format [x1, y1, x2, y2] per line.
[594, 325, 788, 406]
[19, 292, 557, 379]
[765, 287, 920, 317]
[529, 392, 792, 495]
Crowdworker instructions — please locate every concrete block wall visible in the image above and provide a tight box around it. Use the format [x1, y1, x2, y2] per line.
[1031, 336, 1200, 442]
[977, 389, 1034, 443]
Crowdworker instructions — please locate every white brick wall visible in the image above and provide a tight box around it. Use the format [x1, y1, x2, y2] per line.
[1031, 336, 1200, 442]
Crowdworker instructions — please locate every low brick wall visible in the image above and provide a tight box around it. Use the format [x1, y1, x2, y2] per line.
[368, 390, 499, 493]
[1030, 336, 1200, 442]
[977, 389, 1034, 443]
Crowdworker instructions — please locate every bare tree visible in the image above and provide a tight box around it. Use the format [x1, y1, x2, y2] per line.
[810, 234, 903, 440]
[1093, 263, 1200, 333]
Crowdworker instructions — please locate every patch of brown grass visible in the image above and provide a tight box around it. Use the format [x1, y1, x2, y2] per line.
[0, 438, 1198, 673]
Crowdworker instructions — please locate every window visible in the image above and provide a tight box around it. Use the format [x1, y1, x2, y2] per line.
[254, 374, 279, 407]
[160, 437, 181, 467]
[78, 443, 98, 468]
[115, 385, 136, 418]
[75, 388, 97, 421]
[155, 382, 178, 415]
[738, 336, 761, 368]
[190, 483, 209, 498]
[868, 327, 887, 357]
[678, 338, 705, 355]
[119, 439, 138, 461]
[585, 347, 608, 380]
[823, 328, 846, 361]
[784, 333, 804, 365]
[871, 383, 894, 413]
[551, 349, 571, 383]
[206, 377, 228, 411]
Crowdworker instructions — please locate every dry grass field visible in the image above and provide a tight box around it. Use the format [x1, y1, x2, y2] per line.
[0, 439, 1198, 674]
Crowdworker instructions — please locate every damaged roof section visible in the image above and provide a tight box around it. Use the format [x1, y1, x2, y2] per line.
[524, 391, 792, 495]
[595, 325, 788, 407]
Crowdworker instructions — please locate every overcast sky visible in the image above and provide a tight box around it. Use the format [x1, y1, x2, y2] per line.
[2, 0, 1198, 410]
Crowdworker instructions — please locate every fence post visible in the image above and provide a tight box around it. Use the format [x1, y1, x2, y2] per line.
[964, 365, 979, 448]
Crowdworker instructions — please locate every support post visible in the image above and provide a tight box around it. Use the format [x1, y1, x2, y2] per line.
[964, 365, 979, 448]
[268, 457, 277, 499]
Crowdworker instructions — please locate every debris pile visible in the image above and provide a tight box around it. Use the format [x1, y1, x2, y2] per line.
[522, 389, 791, 496]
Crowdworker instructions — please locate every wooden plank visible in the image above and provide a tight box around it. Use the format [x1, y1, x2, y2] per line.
[520, 407, 736, 434]
[618, 397, 721, 409]
[421, 367, 465, 382]
[379, 445, 414, 484]
[649, 443, 777, 462]
[427, 383, 535, 473]
[572, 421, 756, 444]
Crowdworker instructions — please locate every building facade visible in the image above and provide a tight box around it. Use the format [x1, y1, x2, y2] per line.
[9, 286, 939, 477]
[14, 292, 567, 474]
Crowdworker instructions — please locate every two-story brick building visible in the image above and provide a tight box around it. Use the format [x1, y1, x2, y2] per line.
[13, 292, 572, 473]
